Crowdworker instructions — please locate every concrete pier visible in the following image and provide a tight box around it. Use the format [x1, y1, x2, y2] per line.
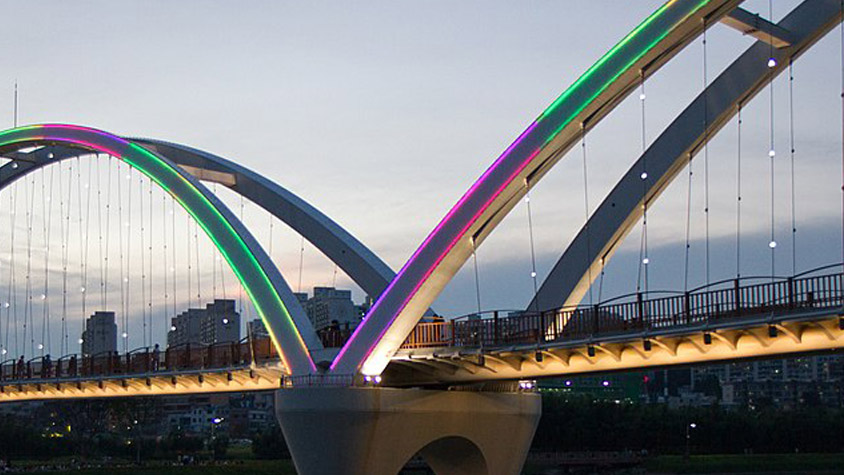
[275, 387, 541, 475]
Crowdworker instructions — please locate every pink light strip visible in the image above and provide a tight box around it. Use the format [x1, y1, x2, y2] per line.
[331, 120, 542, 370]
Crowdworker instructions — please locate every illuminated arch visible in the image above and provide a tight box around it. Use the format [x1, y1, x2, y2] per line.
[530, 0, 843, 312]
[0, 124, 319, 375]
[333, 0, 745, 375]
[3, 138, 397, 303]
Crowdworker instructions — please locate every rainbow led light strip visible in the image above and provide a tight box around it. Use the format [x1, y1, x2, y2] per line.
[332, 0, 714, 374]
[0, 124, 317, 375]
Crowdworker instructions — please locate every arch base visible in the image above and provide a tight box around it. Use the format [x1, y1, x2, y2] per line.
[275, 387, 541, 475]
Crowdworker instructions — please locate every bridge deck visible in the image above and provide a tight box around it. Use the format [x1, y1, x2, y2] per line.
[2, 270, 843, 397]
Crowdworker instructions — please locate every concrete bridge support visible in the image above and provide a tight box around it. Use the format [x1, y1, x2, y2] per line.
[275, 387, 541, 475]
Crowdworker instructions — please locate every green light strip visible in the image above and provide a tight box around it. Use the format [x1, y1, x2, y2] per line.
[0, 125, 316, 374]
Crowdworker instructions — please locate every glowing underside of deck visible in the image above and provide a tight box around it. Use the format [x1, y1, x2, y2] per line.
[387, 312, 844, 385]
[0, 365, 285, 403]
[2, 312, 842, 401]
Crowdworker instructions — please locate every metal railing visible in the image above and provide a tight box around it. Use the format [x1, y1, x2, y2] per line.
[3, 267, 842, 383]
[0, 336, 280, 384]
[400, 268, 844, 350]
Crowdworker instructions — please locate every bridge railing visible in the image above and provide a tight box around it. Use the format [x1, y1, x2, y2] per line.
[400, 269, 844, 350]
[0, 334, 284, 384]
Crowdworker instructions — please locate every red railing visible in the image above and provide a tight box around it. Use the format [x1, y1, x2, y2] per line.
[0, 335, 280, 383]
[400, 269, 844, 350]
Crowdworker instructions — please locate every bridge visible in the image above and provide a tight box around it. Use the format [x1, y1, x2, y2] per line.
[0, 1, 843, 473]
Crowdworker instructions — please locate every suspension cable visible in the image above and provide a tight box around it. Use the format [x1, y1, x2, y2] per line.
[683, 151, 694, 292]
[81, 156, 92, 345]
[703, 21, 711, 286]
[789, 59, 797, 275]
[40, 164, 54, 356]
[148, 177, 154, 345]
[525, 182, 539, 311]
[581, 125, 594, 306]
[125, 164, 132, 350]
[139, 174, 147, 348]
[162, 188, 169, 339]
[171, 194, 177, 321]
[96, 157, 104, 311]
[840, 0, 844, 265]
[117, 158, 127, 352]
[24, 173, 33, 357]
[186, 212, 192, 310]
[194, 211, 201, 307]
[768, 0, 777, 280]
[56, 160, 66, 356]
[104, 156, 112, 315]
[239, 195, 244, 314]
[736, 105, 742, 279]
[297, 235, 305, 294]
[7, 183, 17, 357]
[471, 237, 482, 314]
[212, 183, 219, 301]
[637, 75, 650, 294]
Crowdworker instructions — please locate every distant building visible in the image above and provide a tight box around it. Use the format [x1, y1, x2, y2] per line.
[167, 299, 240, 347]
[304, 287, 358, 331]
[691, 355, 844, 408]
[80, 311, 117, 356]
[248, 319, 269, 339]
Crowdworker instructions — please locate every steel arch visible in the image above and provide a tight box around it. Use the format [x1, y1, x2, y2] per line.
[0, 125, 320, 375]
[334, 0, 743, 376]
[529, 0, 843, 312]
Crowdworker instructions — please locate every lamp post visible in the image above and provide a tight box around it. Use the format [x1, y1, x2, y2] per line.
[211, 417, 224, 461]
[684, 422, 697, 461]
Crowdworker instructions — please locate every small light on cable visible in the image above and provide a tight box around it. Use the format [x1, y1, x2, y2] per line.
[769, 240, 777, 249]
[767, 58, 777, 68]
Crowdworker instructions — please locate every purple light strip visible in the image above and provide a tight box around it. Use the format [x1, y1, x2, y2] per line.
[331, 120, 542, 370]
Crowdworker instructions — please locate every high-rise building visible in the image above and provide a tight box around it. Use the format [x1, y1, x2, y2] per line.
[304, 287, 358, 331]
[167, 299, 240, 347]
[248, 319, 269, 339]
[201, 299, 240, 344]
[80, 311, 117, 356]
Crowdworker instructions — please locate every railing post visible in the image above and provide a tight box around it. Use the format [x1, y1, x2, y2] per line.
[787, 277, 795, 310]
[684, 291, 691, 325]
[450, 320, 455, 347]
[493, 311, 500, 345]
[636, 292, 644, 330]
[592, 305, 599, 335]
[734, 279, 741, 317]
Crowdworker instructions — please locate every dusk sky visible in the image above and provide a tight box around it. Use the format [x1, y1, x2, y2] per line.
[0, 1, 842, 355]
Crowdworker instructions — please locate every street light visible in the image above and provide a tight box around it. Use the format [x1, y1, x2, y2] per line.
[685, 422, 697, 460]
